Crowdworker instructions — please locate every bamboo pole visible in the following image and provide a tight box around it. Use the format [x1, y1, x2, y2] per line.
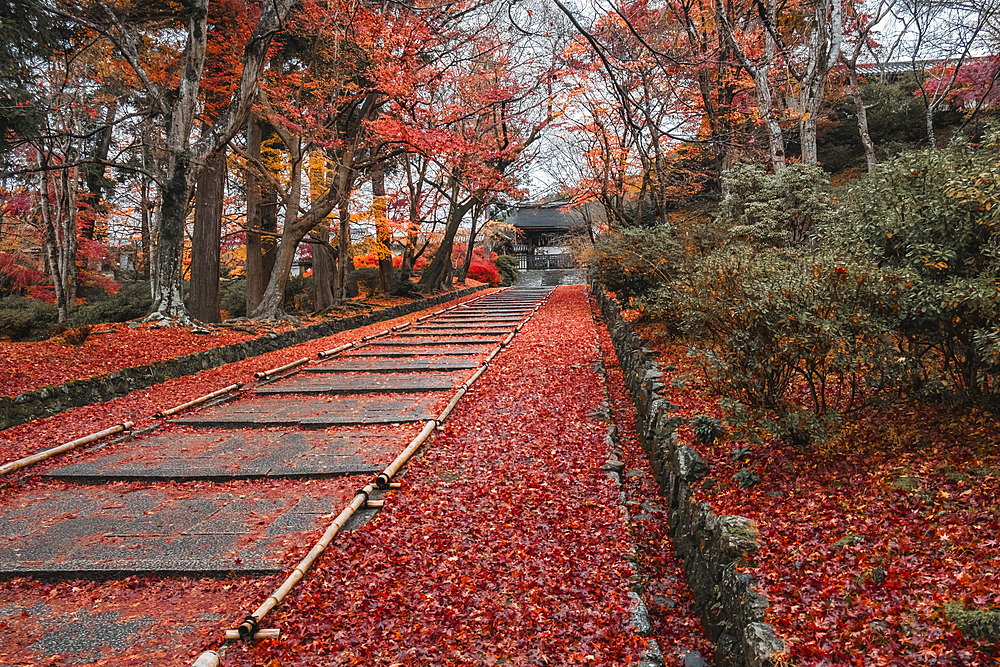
[244, 481, 376, 629]
[436, 387, 468, 423]
[254, 357, 310, 379]
[224, 628, 280, 641]
[0, 421, 134, 477]
[317, 342, 355, 358]
[155, 384, 242, 419]
[197, 289, 536, 663]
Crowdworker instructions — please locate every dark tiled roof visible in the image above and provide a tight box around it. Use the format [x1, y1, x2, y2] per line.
[855, 59, 943, 75]
[507, 203, 590, 230]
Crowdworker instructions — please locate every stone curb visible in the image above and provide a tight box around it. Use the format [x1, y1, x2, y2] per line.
[593, 283, 791, 667]
[0, 286, 486, 432]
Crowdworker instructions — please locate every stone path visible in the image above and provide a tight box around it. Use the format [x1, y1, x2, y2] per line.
[0, 288, 552, 578]
[0, 285, 691, 667]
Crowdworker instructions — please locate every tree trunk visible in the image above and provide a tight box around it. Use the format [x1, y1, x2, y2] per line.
[926, 106, 936, 149]
[797, 0, 841, 165]
[334, 193, 351, 304]
[144, 0, 293, 321]
[311, 223, 334, 311]
[419, 193, 476, 294]
[140, 175, 152, 280]
[37, 160, 79, 324]
[250, 228, 298, 319]
[152, 157, 193, 318]
[847, 66, 877, 171]
[309, 150, 334, 311]
[189, 149, 226, 323]
[246, 115, 264, 314]
[458, 206, 480, 283]
[372, 162, 393, 293]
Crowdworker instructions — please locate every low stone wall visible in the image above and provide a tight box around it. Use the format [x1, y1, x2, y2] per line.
[594, 284, 790, 667]
[1, 286, 486, 432]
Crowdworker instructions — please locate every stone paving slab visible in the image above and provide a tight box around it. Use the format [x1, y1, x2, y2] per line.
[0, 486, 352, 575]
[45, 430, 404, 481]
[366, 337, 501, 346]
[304, 357, 481, 373]
[171, 394, 443, 427]
[438, 313, 527, 324]
[256, 372, 464, 395]
[397, 325, 514, 345]
[343, 345, 490, 357]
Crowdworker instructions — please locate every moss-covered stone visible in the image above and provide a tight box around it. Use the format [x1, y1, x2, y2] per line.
[945, 603, 1000, 640]
[831, 533, 863, 549]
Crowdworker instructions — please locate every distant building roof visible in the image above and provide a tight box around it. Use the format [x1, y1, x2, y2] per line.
[855, 59, 941, 76]
[507, 202, 590, 230]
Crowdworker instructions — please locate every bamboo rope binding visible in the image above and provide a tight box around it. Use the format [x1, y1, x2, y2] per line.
[0, 421, 134, 477]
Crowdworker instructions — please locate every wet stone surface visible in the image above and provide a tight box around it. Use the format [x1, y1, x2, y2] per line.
[45, 430, 401, 481]
[363, 337, 501, 346]
[343, 345, 490, 357]
[256, 372, 465, 395]
[0, 486, 346, 575]
[304, 357, 481, 373]
[406, 327, 512, 336]
[170, 395, 444, 428]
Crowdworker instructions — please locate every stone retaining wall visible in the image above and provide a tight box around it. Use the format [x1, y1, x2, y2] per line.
[594, 284, 790, 667]
[1, 286, 486, 432]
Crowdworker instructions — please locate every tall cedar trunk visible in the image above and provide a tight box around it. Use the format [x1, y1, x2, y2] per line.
[246, 116, 278, 314]
[310, 150, 334, 311]
[372, 163, 392, 292]
[335, 193, 350, 304]
[189, 149, 226, 322]
[246, 118, 277, 314]
[245, 116, 264, 314]
[311, 221, 334, 311]
[144, 0, 292, 320]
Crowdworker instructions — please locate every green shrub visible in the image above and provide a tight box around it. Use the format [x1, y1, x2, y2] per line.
[0, 296, 58, 340]
[0, 309, 35, 341]
[494, 255, 520, 286]
[284, 274, 314, 313]
[221, 279, 247, 318]
[722, 162, 838, 247]
[691, 414, 724, 444]
[842, 127, 1000, 400]
[390, 269, 420, 297]
[593, 225, 682, 301]
[350, 267, 381, 296]
[680, 246, 901, 444]
[73, 281, 152, 324]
